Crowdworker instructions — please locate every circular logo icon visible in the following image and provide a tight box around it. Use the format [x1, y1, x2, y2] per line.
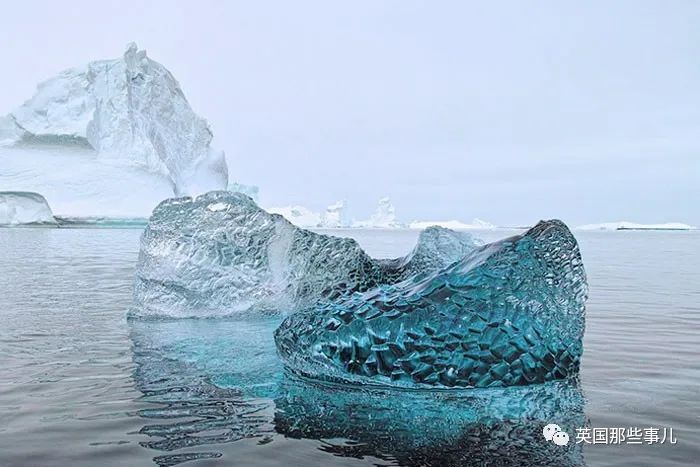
[543, 423, 562, 441]
[552, 431, 570, 446]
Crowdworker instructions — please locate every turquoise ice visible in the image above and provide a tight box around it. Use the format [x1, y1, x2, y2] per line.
[275, 220, 587, 388]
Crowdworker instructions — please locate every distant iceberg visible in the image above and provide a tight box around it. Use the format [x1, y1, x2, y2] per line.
[576, 221, 696, 231]
[131, 191, 480, 319]
[320, 201, 347, 228]
[0, 43, 228, 217]
[267, 205, 322, 228]
[409, 218, 496, 230]
[352, 197, 404, 228]
[0, 191, 57, 226]
[267, 201, 347, 228]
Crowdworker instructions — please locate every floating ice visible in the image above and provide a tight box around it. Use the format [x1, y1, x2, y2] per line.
[267, 200, 347, 228]
[276, 375, 585, 466]
[266, 205, 322, 228]
[127, 315, 584, 466]
[0, 43, 227, 216]
[320, 201, 347, 228]
[0, 191, 57, 225]
[131, 191, 480, 319]
[353, 197, 404, 228]
[275, 220, 588, 388]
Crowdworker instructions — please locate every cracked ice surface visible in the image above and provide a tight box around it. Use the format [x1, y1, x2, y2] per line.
[275, 220, 588, 388]
[131, 191, 480, 319]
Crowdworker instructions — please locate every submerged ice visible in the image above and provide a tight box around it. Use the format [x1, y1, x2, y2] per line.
[131, 191, 480, 319]
[128, 315, 585, 466]
[275, 220, 588, 388]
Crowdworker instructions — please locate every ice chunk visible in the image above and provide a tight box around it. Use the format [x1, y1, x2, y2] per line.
[0, 43, 227, 216]
[353, 197, 404, 228]
[320, 201, 347, 228]
[0, 191, 57, 225]
[127, 313, 583, 466]
[275, 220, 588, 388]
[276, 375, 584, 466]
[131, 191, 480, 319]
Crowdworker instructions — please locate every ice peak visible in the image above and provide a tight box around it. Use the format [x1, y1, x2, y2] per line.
[353, 197, 404, 228]
[2, 44, 228, 207]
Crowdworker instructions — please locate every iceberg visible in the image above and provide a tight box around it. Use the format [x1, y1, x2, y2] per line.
[131, 191, 480, 319]
[0, 43, 227, 217]
[576, 221, 696, 231]
[0, 191, 57, 225]
[267, 200, 347, 228]
[275, 220, 588, 389]
[276, 375, 585, 466]
[353, 197, 404, 228]
[320, 200, 347, 228]
[409, 218, 496, 230]
[266, 205, 322, 228]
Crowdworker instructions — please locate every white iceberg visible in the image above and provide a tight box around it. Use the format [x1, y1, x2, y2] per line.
[0, 43, 228, 217]
[320, 201, 347, 228]
[353, 197, 404, 228]
[267, 205, 322, 228]
[0, 192, 57, 225]
[267, 201, 347, 228]
[576, 221, 696, 231]
[409, 218, 496, 230]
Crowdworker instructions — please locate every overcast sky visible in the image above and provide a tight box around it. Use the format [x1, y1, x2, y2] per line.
[1, 1, 698, 225]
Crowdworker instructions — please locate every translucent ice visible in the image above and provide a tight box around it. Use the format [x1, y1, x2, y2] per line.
[275, 220, 588, 388]
[128, 316, 584, 465]
[0, 191, 56, 225]
[276, 375, 585, 466]
[131, 191, 480, 318]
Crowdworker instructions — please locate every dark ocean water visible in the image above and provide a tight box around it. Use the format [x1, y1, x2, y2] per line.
[0, 227, 698, 466]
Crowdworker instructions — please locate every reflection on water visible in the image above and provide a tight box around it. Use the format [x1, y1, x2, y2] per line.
[129, 319, 280, 466]
[129, 318, 586, 466]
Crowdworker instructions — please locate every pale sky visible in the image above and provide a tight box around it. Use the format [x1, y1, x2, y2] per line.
[1, 1, 698, 225]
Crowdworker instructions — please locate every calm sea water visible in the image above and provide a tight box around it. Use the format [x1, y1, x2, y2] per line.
[0, 227, 698, 466]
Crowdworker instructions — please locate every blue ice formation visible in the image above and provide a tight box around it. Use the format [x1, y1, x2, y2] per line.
[275, 220, 588, 388]
[128, 316, 584, 465]
[131, 191, 480, 318]
[276, 375, 585, 466]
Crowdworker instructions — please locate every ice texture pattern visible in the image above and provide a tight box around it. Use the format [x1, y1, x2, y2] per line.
[127, 315, 584, 466]
[0, 191, 57, 225]
[275, 220, 588, 388]
[131, 191, 480, 319]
